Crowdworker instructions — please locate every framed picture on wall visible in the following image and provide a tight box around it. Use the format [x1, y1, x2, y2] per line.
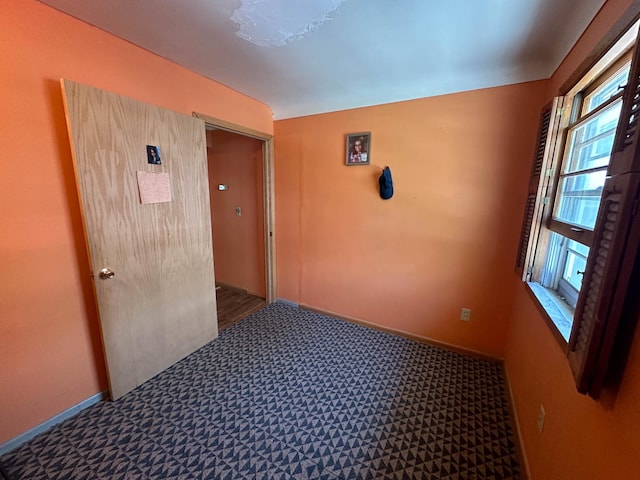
[345, 132, 371, 165]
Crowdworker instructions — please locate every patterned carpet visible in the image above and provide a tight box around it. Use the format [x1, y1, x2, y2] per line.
[2, 303, 521, 479]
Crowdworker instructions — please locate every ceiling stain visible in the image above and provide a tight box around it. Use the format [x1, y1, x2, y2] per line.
[231, 0, 346, 47]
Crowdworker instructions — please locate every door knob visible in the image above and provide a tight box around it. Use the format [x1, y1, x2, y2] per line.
[99, 268, 115, 279]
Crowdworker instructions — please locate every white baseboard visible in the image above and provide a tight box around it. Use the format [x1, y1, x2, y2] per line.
[275, 298, 299, 307]
[0, 391, 107, 456]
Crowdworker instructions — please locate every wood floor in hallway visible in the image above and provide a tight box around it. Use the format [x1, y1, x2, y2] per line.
[215, 283, 266, 331]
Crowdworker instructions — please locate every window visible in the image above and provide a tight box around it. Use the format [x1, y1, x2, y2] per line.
[535, 57, 631, 329]
[516, 20, 640, 398]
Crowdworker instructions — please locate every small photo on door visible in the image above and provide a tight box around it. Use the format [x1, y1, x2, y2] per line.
[146, 145, 162, 165]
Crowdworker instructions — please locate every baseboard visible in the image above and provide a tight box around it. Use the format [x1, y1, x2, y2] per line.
[502, 363, 531, 480]
[0, 391, 108, 456]
[300, 304, 503, 363]
[276, 298, 300, 307]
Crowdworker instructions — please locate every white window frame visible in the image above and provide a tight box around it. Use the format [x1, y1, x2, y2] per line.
[523, 23, 639, 342]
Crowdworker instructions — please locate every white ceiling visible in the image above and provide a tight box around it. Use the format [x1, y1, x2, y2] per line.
[39, 0, 606, 119]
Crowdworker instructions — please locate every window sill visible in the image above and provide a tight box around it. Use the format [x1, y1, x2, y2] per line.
[526, 282, 574, 343]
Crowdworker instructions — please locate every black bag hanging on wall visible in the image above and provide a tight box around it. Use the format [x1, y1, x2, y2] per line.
[379, 166, 393, 200]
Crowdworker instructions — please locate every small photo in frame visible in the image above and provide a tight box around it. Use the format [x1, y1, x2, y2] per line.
[146, 145, 162, 165]
[345, 132, 371, 165]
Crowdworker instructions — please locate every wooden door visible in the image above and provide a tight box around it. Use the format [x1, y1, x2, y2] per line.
[61, 79, 218, 399]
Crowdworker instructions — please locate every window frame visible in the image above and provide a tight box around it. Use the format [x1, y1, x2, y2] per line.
[516, 14, 640, 398]
[546, 52, 632, 247]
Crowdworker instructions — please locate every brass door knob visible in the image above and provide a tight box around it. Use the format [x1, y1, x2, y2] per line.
[99, 268, 115, 279]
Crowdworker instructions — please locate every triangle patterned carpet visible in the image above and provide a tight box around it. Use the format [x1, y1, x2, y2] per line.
[2, 303, 521, 479]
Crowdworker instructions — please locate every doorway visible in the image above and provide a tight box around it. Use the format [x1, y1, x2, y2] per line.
[195, 112, 276, 330]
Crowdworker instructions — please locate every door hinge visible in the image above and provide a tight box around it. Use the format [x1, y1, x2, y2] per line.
[545, 168, 553, 177]
[541, 197, 550, 205]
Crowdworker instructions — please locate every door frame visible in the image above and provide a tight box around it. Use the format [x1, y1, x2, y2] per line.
[193, 112, 276, 304]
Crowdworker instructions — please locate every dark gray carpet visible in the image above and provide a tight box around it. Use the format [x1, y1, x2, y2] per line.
[2, 303, 521, 479]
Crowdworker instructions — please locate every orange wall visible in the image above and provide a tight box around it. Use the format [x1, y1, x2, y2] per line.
[207, 131, 265, 296]
[0, 1, 272, 444]
[506, 287, 640, 478]
[274, 81, 548, 357]
[504, 0, 640, 478]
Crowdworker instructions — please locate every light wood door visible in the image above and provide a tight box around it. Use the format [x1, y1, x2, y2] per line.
[61, 79, 218, 399]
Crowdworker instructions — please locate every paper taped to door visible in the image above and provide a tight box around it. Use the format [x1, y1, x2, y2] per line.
[137, 171, 171, 204]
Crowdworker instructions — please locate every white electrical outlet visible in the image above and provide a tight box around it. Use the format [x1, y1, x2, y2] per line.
[460, 308, 471, 321]
[537, 404, 545, 432]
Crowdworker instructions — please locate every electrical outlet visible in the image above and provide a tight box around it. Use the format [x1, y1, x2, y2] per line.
[537, 404, 545, 432]
[460, 308, 471, 321]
